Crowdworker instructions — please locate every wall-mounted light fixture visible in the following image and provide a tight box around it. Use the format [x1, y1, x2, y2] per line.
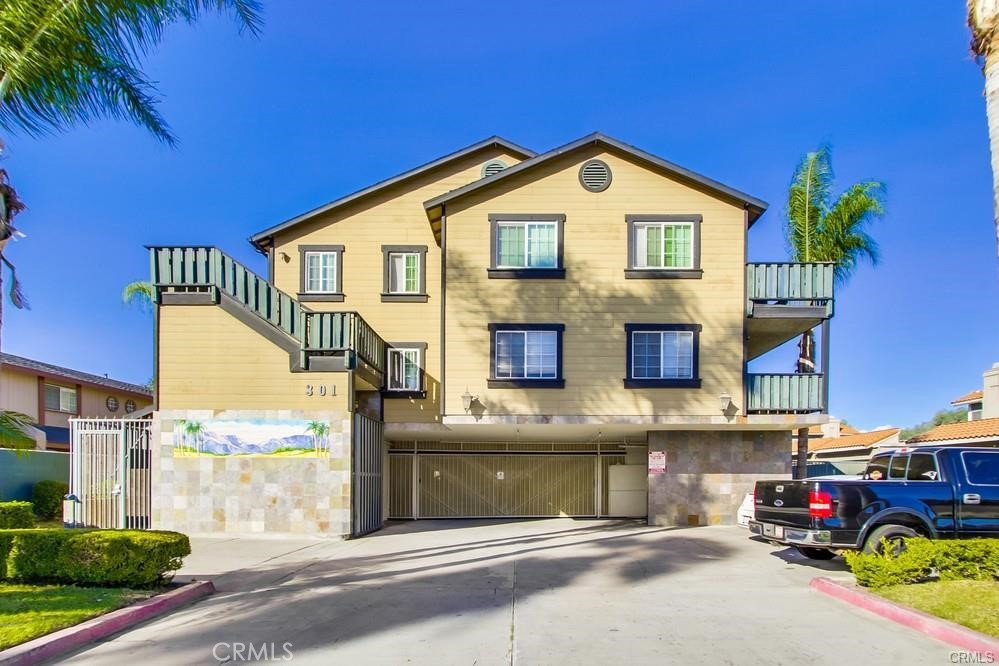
[461, 387, 478, 412]
[718, 392, 733, 413]
[279, 251, 291, 262]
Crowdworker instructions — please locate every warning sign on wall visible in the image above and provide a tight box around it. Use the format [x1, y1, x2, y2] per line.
[649, 450, 667, 474]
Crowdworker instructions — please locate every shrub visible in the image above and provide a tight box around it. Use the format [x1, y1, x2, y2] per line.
[0, 529, 190, 587]
[0, 502, 35, 529]
[31, 480, 69, 520]
[846, 537, 999, 588]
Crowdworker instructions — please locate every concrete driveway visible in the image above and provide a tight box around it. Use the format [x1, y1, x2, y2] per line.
[61, 520, 953, 665]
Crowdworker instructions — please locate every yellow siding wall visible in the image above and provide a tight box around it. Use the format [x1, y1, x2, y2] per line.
[0, 369, 38, 420]
[158, 305, 349, 413]
[270, 147, 525, 423]
[443, 147, 747, 417]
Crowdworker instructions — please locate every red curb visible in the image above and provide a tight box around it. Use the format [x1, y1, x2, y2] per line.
[811, 576, 999, 655]
[0, 580, 215, 666]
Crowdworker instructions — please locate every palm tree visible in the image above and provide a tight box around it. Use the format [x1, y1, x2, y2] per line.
[967, 0, 999, 256]
[123, 280, 154, 310]
[184, 420, 205, 455]
[0, 410, 35, 450]
[305, 421, 330, 457]
[785, 145, 885, 372]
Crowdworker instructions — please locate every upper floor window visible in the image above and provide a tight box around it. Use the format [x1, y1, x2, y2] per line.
[625, 215, 702, 279]
[488, 214, 565, 279]
[624, 323, 702, 388]
[385, 342, 427, 397]
[488, 323, 565, 388]
[298, 245, 344, 302]
[44, 384, 77, 413]
[382, 245, 428, 302]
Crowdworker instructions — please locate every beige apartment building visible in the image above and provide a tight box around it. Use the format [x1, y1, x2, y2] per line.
[149, 133, 833, 537]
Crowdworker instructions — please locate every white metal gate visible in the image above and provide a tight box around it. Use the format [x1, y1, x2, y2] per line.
[70, 419, 153, 529]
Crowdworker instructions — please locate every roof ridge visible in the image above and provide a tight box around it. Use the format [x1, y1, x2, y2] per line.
[0, 352, 152, 396]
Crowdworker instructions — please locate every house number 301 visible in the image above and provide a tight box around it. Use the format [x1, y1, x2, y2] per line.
[305, 385, 337, 397]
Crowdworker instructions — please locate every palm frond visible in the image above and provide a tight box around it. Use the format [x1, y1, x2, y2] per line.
[820, 180, 886, 283]
[0, 410, 36, 450]
[0, 0, 262, 143]
[122, 279, 154, 309]
[785, 145, 833, 262]
[0, 168, 26, 239]
[1, 253, 29, 309]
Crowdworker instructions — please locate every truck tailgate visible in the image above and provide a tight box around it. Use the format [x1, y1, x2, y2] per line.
[754, 480, 812, 527]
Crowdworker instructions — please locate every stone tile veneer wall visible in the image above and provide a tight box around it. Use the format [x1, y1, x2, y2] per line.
[151, 410, 353, 537]
[647, 430, 792, 527]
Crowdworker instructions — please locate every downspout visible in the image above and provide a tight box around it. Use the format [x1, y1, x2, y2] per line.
[439, 204, 447, 419]
[741, 206, 749, 419]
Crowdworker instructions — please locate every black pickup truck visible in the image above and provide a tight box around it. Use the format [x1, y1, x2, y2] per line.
[748, 446, 999, 559]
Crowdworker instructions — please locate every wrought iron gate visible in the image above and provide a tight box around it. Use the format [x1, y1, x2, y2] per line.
[352, 414, 384, 537]
[69, 419, 152, 529]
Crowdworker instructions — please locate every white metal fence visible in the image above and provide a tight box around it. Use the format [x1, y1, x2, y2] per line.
[69, 419, 153, 529]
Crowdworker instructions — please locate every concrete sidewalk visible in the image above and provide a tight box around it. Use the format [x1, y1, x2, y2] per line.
[60, 520, 953, 665]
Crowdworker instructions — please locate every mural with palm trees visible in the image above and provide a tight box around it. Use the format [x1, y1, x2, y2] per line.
[171, 419, 330, 457]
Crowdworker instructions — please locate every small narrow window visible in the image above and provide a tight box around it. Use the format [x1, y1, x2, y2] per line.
[488, 324, 565, 388]
[298, 245, 344, 301]
[626, 215, 702, 279]
[384, 342, 427, 396]
[44, 384, 77, 413]
[381, 246, 428, 302]
[488, 215, 565, 279]
[624, 324, 701, 388]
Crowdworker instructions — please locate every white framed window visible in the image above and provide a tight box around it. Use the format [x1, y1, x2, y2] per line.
[633, 221, 694, 269]
[44, 384, 77, 413]
[631, 330, 694, 380]
[495, 221, 558, 269]
[387, 347, 422, 392]
[305, 251, 337, 293]
[387, 252, 420, 293]
[495, 330, 558, 379]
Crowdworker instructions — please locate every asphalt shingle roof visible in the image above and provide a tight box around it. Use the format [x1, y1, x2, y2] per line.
[1, 353, 152, 397]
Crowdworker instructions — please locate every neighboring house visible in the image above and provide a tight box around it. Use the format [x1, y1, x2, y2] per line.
[808, 419, 860, 440]
[952, 390, 986, 421]
[950, 362, 999, 422]
[807, 428, 902, 462]
[149, 133, 835, 537]
[0, 353, 153, 451]
[908, 362, 999, 447]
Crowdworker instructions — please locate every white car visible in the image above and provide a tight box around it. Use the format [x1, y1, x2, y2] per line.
[737, 491, 755, 527]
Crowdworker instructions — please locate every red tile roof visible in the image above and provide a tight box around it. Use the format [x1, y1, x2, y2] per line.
[906, 417, 999, 444]
[806, 428, 900, 452]
[951, 390, 984, 405]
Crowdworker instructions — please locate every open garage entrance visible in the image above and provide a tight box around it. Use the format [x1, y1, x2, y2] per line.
[387, 441, 647, 519]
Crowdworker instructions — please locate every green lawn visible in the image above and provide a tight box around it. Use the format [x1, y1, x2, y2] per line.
[876, 580, 999, 638]
[0, 584, 154, 649]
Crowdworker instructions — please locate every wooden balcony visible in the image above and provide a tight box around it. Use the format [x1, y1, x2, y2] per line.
[746, 262, 834, 360]
[746, 373, 825, 414]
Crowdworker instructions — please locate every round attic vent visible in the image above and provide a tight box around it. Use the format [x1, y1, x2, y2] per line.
[579, 159, 612, 192]
[481, 159, 508, 178]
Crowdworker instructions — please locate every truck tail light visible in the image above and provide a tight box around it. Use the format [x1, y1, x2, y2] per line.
[808, 490, 833, 519]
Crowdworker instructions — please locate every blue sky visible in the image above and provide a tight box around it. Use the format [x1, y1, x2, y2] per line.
[2, 1, 995, 430]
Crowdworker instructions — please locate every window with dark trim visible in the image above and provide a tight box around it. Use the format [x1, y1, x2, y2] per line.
[381, 245, 428, 302]
[488, 324, 565, 388]
[488, 214, 566, 279]
[298, 245, 345, 302]
[44, 384, 78, 412]
[384, 342, 427, 398]
[624, 323, 702, 388]
[625, 215, 703, 279]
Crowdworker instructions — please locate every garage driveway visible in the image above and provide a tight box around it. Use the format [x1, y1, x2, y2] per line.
[62, 520, 952, 665]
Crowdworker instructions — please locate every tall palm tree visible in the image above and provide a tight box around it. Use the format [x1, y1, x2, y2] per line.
[123, 280, 155, 310]
[968, 0, 999, 256]
[785, 145, 886, 371]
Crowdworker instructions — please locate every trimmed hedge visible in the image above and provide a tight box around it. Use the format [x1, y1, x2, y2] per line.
[32, 480, 68, 520]
[0, 529, 190, 587]
[0, 502, 35, 529]
[846, 537, 999, 588]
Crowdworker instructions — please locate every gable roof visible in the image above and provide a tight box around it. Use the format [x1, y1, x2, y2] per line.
[808, 423, 861, 436]
[906, 417, 999, 444]
[805, 428, 900, 453]
[1, 353, 152, 397]
[249, 136, 536, 249]
[952, 389, 984, 406]
[422, 132, 769, 224]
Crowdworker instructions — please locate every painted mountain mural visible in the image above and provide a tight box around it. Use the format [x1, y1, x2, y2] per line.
[172, 419, 330, 457]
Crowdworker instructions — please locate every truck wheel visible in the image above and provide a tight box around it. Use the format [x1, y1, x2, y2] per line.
[863, 524, 918, 555]
[794, 546, 837, 560]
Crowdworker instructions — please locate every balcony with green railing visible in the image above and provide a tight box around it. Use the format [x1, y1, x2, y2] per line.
[149, 246, 386, 382]
[746, 373, 825, 414]
[745, 262, 834, 361]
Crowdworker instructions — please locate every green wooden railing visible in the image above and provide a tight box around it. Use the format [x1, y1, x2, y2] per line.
[149, 246, 385, 375]
[746, 263, 834, 317]
[746, 373, 825, 413]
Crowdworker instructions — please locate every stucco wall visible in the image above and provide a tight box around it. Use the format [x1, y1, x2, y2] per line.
[647, 430, 791, 527]
[151, 409, 352, 537]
